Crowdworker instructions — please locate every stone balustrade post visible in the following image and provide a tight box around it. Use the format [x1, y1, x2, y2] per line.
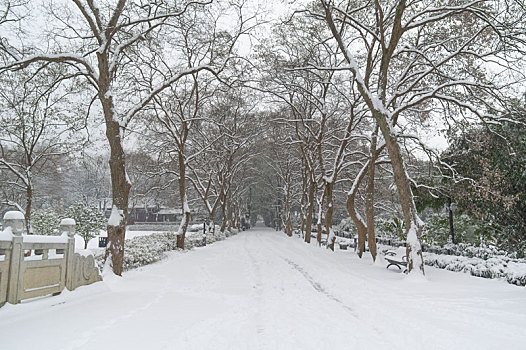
[60, 218, 77, 291]
[4, 211, 24, 304]
[3, 211, 25, 235]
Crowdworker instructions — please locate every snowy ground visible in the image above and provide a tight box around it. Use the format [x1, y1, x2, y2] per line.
[1, 226, 525, 350]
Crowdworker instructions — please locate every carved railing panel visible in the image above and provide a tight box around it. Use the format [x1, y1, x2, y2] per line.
[0, 240, 11, 306]
[1, 212, 103, 306]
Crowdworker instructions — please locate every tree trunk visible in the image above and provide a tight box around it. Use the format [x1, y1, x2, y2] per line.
[104, 116, 131, 276]
[347, 162, 369, 258]
[236, 205, 241, 231]
[176, 152, 190, 249]
[448, 196, 455, 244]
[286, 213, 293, 237]
[96, 46, 131, 276]
[322, 0, 424, 274]
[325, 182, 335, 251]
[378, 118, 424, 273]
[300, 168, 307, 238]
[366, 126, 379, 261]
[24, 183, 32, 233]
[349, 193, 367, 258]
[304, 175, 315, 244]
[316, 198, 323, 247]
[316, 221, 323, 246]
[220, 198, 227, 233]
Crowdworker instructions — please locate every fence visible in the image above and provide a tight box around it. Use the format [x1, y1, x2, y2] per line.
[0, 211, 101, 307]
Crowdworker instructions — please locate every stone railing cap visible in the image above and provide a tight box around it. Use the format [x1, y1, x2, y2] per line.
[60, 218, 76, 226]
[3, 211, 25, 220]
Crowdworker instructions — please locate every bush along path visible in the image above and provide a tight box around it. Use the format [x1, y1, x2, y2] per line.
[95, 228, 240, 272]
[374, 238, 526, 286]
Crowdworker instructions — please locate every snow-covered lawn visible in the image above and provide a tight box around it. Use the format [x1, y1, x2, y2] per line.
[1, 226, 525, 350]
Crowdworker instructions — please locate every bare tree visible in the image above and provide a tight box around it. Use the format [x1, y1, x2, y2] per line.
[188, 89, 260, 237]
[139, 0, 258, 248]
[0, 66, 84, 231]
[315, 0, 526, 273]
[0, 0, 258, 274]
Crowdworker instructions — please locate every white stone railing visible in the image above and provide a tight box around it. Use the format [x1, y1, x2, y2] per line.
[0, 211, 101, 307]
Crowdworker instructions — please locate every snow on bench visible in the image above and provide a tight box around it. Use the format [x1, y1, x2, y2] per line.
[384, 250, 408, 273]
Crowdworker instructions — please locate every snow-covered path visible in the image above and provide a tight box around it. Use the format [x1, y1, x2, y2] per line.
[1, 226, 525, 350]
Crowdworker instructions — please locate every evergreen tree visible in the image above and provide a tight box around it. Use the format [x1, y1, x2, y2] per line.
[31, 208, 60, 236]
[65, 203, 106, 249]
[443, 112, 526, 255]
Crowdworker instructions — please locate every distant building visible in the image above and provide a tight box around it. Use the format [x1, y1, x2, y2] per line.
[101, 201, 207, 225]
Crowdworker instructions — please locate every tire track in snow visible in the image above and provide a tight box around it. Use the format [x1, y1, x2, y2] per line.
[253, 232, 360, 316]
[253, 230, 362, 318]
[255, 230, 403, 349]
[283, 258, 361, 318]
[255, 231, 392, 344]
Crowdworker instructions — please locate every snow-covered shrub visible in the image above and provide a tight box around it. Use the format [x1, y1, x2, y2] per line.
[123, 232, 179, 270]
[206, 230, 224, 244]
[127, 224, 178, 231]
[94, 224, 238, 272]
[31, 208, 60, 235]
[422, 242, 507, 259]
[224, 228, 238, 237]
[379, 234, 526, 286]
[423, 252, 526, 286]
[94, 232, 179, 271]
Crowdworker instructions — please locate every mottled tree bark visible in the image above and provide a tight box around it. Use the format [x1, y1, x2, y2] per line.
[316, 197, 323, 247]
[104, 115, 131, 276]
[300, 168, 307, 238]
[365, 126, 379, 261]
[176, 151, 190, 249]
[220, 191, 228, 233]
[448, 196, 455, 244]
[285, 214, 293, 237]
[24, 184, 32, 234]
[304, 175, 315, 244]
[378, 119, 424, 272]
[347, 162, 369, 258]
[325, 182, 335, 251]
[347, 192, 367, 257]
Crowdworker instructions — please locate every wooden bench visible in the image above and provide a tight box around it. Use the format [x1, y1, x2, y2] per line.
[385, 251, 408, 273]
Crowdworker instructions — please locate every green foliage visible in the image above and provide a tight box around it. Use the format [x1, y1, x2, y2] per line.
[443, 118, 526, 255]
[64, 203, 106, 249]
[31, 208, 60, 235]
[423, 213, 495, 246]
[381, 217, 406, 240]
[413, 179, 447, 213]
[415, 105, 525, 256]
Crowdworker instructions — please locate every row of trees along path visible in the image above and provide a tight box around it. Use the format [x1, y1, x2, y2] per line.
[1, 0, 524, 275]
